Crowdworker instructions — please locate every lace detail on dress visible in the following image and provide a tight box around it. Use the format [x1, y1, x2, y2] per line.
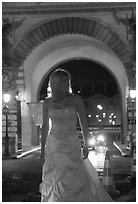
[48, 108, 77, 139]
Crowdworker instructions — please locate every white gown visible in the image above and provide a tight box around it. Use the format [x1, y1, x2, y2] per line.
[39, 108, 113, 202]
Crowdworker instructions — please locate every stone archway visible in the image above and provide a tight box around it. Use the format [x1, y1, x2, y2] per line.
[14, 16, 133, 87]
[21, 35, 128, 146]
[17, 17, 130, 146]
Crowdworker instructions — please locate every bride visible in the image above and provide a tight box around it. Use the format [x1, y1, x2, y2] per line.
[39, 68, 113, 202]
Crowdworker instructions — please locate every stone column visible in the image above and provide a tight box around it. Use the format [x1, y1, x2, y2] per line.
[121, 97, 128, 144]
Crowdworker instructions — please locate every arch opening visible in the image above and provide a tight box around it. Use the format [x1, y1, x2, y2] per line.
[36, 58, 123, 144]
[38, 58, 121, 101]
[22, 33, 128, 146]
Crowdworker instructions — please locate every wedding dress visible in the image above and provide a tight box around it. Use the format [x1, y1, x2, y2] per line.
[39, 108, 113, 202]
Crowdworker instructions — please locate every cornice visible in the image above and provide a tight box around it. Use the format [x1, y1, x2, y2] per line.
[2, 2, 136, 15]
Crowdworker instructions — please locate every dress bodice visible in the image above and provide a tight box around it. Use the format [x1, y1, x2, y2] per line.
[48, 108, 77, 139]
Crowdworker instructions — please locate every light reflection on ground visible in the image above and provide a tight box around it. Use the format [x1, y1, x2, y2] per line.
[88, 146, 107, 171]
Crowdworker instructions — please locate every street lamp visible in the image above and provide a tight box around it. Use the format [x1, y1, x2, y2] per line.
[3, 94, 11, 103]
[130, 90, 136, 100]
[3, 93, 11, 156]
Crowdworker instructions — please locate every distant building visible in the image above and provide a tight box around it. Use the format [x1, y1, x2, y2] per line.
[84, 94, 121, 127]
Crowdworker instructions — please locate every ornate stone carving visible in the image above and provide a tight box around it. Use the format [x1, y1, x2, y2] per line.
[113, 10, 136, 62]
[2, 2, 135, 15]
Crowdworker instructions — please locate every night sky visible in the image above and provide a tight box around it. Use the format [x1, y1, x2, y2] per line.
[39, 59, 119, 100]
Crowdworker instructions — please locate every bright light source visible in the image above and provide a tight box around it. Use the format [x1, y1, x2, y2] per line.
[112, 121, 115, 125]
[88, 114, 91, 118]
[3, 94, 11, 103]
[111, 113, 114, 116]
[103, 112, 106, 115]
[130, 90, 136, 99]
[97, 135, 105, 142]
[96, 115, 99, 118]
[88, 138, 96, 146]
[97, 104, 103, 110]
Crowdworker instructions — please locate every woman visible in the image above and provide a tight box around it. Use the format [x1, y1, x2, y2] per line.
[39, 69, 113, 202]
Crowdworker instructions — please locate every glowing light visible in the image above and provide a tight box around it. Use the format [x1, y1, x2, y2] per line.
[97, 104, 103, 110]
[96, 115, 99, 118]
[3, 94, 11, 103]
[88, 114, 91, 118]
[112, 121, 115, 125]
[88, 138, 96, 146]
[130, 90, 136, 99]
[97, 135, 105, 142]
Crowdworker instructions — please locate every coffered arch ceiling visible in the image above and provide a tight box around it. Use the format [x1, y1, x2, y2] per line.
[13, 16, 134, 86]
